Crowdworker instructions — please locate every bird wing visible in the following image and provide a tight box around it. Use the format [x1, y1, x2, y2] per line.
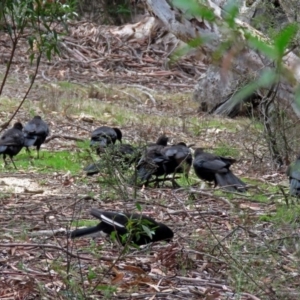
[24, 122, 37, 135]
[171, 146, 191, 162]
[162, 145, 192, 174]
[118, 144, 135, 155]
[0, 145, 7, 152]
[288, 161, 300, 181]
[90, 209, 126, 228]
[24, 120, 48, 144]
[84, 162, 102, 175]
[163, 146, 178, 158]
[92, 127, 116, 139]
[138, 147, 168, 165]
[24, 136, 37, 147]
[219, 156, 236, 165]
[35, 123, 49, 136]
[0, 130, 24, 146]
[194, 156, 227, 173]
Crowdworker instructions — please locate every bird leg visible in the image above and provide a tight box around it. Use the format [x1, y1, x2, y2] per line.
[9, 156, 17, 170]
[154, 176, 160, 188]
[2, 155, 8, 167]
[36, 145, 42, 159]
[171, 178, 180, 188]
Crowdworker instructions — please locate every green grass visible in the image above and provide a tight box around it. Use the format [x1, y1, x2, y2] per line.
[57, 81, 79, 90]
[214, 143, 241, 157]
[0, 149, 86, 174]
[262, 204, 300, 225]
[76, 140, 91, 149]
[1, 80, 296, 298]
[244, 178, 283, 203]
[71, 219, 99, 227]
[188, 116, 245, 136]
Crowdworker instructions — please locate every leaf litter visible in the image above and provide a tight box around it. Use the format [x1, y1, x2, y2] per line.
[0, 19, 297, 300]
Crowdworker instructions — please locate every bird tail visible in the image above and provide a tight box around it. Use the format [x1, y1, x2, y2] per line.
[24, 136, 37, 147]
[84, 162, 102, 176]
[129, 164, 153, 186]
[70, 224, 103, 238]
[137, 163, 156, 182]
[290, 178, 300, 196]
[215, 171, 247, 192]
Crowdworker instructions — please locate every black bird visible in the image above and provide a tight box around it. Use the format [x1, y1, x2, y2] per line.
[193, 148, 247, 192]
[70, 208, 174, 245]
[161, 142, 193, 186]
[135, 135, 169, 186]
[287, 155, 300, 196]
[84, 143, 141, 176]
[90, 126, 122, 153]
[23, 116, 49, 158]
[0, 122, 24, 169]
[146, 135, 169, 148]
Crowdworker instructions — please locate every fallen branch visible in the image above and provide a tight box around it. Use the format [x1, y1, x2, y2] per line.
[45, 134, 85, 143]
[28, 228, 67, 237]
[0, 243, 114, 261]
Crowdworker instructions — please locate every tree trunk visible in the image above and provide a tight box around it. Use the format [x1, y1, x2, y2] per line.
[146, 0, 300, 114]
[145, 0, 300, 166]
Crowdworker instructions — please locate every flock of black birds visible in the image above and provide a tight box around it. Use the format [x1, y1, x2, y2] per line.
[86, 125, 247, 192]
[0, 116, 49, 169]
[1, 118, 300, 245]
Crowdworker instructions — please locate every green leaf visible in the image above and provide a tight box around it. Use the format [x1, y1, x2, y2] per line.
[87, 267, 97, 280]
[46, 48, 52, 61]
[172, 0, 215, 21]
[135, 203, 142, 211]
[223, 0, 239, 28]
[29, 53, 35, 64]
[274, 24, 298, 57]
[110, 231, 117, 242]
[229, 69, 277, 108]
[27, 36, 34, 50]
[142, 225, 154, 239]
[246, 33, 277, 60]
[258, 69, 277, 86]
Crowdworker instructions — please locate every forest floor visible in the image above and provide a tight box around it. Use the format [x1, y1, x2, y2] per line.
[0, 23, 299, 300]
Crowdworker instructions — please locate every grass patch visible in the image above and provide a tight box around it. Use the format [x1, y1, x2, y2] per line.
[0, 149, 85, 174]
[188, 116, 244, 136]
[244, 178, 283, 202]
[251, 192, 270, 202]
[264, 204, 300, 225]
[71, 219, 99, 227]
[76, 138, 91, 147]
[214, 143, 241, 157]
[2, 78, 293, 298]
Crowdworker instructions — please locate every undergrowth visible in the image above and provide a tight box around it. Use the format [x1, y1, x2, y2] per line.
[0, 81, 297, 299]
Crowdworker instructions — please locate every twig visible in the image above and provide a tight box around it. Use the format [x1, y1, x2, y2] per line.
[44, 134, 85, 143]
[0, 54, 42, 132]
[176, 187, 234, 209]
[0, 243, 114, 261]
[126, 84, 156, 93]
[116, 88, 142, 104]
[138, 88, 156, 106]
[28, 228, 67, 237]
